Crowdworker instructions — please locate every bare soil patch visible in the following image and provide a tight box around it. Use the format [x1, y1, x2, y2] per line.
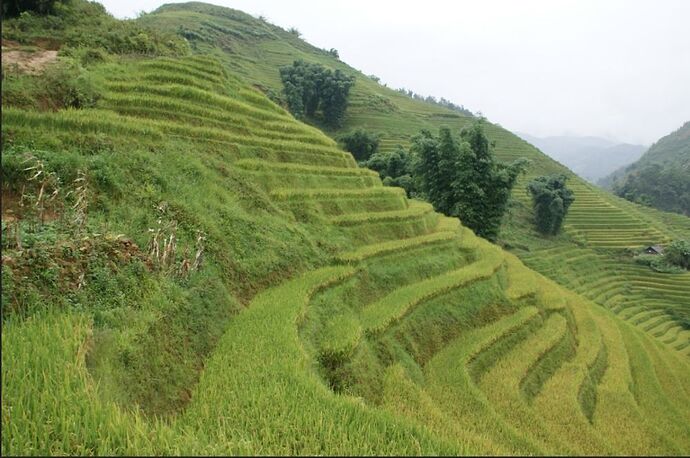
[2, 46, 58, 74]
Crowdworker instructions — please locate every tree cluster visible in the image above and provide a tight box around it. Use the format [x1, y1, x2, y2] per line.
[666, 239, 690, 270]
[412, 121, 527, 240]
[339, 128, 380, 161]
[394, 88, 473, 117]
[613, 163, 690, 216]
[2, 0, 66, 18]
[279, 60, 355, 128]
[526, 174, 575, 236]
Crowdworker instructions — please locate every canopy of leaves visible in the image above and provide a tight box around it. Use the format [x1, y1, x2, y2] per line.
[339, 129, 380, 161]
[413, 121, 527, 240]
[611, 121, 689, 216]
[363, 147, 416, 196]
[665, 239, 690, 270]
[613, 163, 690, 216]
[279, 60, 355, 128]
[2, 0, 67, 18]
[526, 174, 575, 236]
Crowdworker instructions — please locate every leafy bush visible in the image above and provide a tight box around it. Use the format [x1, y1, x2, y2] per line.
[340, 128, 380, 161]
[364, 147, 417, 196]
[42, 59, 101, 109]
[526, 174, 575, 235]
[633, 251, 685, 273]
[60, 46, 109, 66]
[665, 239, 690, 270]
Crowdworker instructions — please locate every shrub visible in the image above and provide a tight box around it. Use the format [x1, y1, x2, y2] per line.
[40, 59, 101, 109]
[364, 147, 417, 196]
[340, 129, 380, 161]
[665, 239, 690, 270]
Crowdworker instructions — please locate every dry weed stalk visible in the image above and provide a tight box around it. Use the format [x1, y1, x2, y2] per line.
[67, 170, 89, 234]
[21, 155, 61, 226]
[147, 203, 205, 278]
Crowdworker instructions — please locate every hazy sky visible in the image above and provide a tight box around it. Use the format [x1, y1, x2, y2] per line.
[101, 0, 690, 145]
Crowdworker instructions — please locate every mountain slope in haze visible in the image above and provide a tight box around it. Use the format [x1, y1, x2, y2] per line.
[602, 122, 690, 216]
[516, 133, 646, 183]
[140, 2, 690, 344]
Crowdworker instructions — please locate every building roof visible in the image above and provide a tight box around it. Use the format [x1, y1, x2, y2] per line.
[646, 245, 665, 254]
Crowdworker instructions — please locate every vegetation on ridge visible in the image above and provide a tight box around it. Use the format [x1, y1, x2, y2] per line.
[606, 121, 690, 216]
[1, 1, 690, 455]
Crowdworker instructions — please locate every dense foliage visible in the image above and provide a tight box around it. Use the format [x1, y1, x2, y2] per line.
[279, 59, 355, 127]
[2, 0, 189, 57]
[339, 128, 380, 161]
[2, 0, 67, 18]
[413, 121, 526, 240]
[610, 121, 690, 216]
[526, 175, 575, 235]
[613, 163, 690, 216]
[363, 146, 416, 196]
[665, 239, 690, 270]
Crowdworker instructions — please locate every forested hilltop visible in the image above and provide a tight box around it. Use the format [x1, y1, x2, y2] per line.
[1, 1, 689, 455]
[602, 122, 690, 216]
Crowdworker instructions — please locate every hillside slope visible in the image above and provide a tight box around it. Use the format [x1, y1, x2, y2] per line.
[603, 122, 690, 216]
[140, 2, 690, 351]
[3, 48, 690, 455]
[2, 3, 689, 455]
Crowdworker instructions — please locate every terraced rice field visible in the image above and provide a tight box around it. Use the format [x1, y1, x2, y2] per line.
[3, 53, 690, 455]
[136, 3, 690, 358]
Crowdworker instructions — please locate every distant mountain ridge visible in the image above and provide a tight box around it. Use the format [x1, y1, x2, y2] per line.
[516, 132, 646, 183]
[602, 121, 690, 216]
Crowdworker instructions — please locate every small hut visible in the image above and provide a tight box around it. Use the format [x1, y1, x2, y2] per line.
[644, 245, 664, 255]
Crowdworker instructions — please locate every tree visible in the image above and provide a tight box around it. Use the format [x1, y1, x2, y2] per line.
[2, 0, 66, 18]
[665, 239, 690, 270]
[526, 174, 575, 235]
[339, 129, 380, 161]
[413, 120, 527, 240]
[320, 69, 355, 127]
[279, 60, 355, 127]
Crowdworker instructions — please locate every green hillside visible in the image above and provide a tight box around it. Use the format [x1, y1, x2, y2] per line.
[603, 122, 690, 216]
[140, 2, 690, 350]
[2, 2, 689, 455]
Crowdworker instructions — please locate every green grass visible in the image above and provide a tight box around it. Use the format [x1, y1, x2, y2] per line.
[2, 4, 690, 455]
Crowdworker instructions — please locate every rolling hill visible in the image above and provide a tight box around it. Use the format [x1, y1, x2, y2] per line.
[602, 122, 690, 216]
[1, 1, 689, 455]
